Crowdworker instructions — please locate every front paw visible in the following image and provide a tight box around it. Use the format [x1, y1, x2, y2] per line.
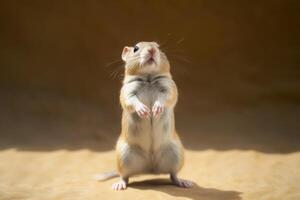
[135, 103, 151, 118]
[152, 101, 164, 117]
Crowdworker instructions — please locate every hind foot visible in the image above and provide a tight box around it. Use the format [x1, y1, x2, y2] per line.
[170, 173, 193, 188]
[112, 178, 128, 191]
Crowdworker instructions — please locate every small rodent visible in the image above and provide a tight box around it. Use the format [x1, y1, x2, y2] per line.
[95, 41, 193, 190]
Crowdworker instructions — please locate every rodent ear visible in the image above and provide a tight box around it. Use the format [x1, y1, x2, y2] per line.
[121, 46, 130, 61]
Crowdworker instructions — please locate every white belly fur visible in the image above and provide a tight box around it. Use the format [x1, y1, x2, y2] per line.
[126, 83, 175, 152]
[118, 75, 182, 176]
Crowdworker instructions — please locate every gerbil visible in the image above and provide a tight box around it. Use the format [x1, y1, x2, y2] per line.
[95, 41, 193, 190]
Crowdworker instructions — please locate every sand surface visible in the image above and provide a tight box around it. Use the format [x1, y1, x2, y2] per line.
[0, 91, 299, 200]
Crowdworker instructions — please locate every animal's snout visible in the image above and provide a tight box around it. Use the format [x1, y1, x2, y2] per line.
[147, 48, 155, 56]
[140, 46, 160, 65]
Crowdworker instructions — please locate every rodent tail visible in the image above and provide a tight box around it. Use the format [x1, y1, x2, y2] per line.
[93, 171, 119, 181]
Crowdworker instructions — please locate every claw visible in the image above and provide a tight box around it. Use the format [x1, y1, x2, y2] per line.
[112, 179, 127, 191]
[135, 103, 150, 118]
[152, 101, 164, 117]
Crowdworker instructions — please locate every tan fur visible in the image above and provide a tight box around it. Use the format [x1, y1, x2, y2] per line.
[116, 42, 185, 178]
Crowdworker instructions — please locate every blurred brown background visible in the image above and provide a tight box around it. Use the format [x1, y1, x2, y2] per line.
[0, 0, 299, 152]
[1, 1, 300, 200]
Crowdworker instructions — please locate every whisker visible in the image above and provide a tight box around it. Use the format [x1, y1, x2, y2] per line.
[168, 54, 191, 64]
[161, 45, 185, 54]
[105, 59, 123, 68]
[128, 56, 141, 62]
[164, 49, 186, 55]
[107, 56, 142, 79]
[109, 67, 123, 80]
[159, 34, 174, 49]
[104, 59, 124, 80]
[176, 37, 185, 45]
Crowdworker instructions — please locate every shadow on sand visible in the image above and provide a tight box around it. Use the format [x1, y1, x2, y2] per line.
[130, 178, 241, 200]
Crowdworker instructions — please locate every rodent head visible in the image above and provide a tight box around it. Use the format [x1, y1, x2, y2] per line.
[121, 41, 170, 75]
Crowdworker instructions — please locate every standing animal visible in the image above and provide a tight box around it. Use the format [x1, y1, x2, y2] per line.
[95, 41, 193, 190]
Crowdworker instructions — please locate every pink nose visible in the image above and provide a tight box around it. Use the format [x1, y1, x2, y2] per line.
[148, 48, 155, 56]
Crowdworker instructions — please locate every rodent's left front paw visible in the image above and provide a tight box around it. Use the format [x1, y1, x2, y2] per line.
[152, 101, 164, 117]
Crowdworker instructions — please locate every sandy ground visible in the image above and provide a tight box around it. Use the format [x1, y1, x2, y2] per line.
[0, 91, 300, 200]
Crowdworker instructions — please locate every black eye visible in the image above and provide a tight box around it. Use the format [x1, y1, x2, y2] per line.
[133, 46, 139, 53]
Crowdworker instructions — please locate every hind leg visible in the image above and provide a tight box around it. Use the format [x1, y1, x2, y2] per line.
[154, 142, 183, 174]
[155, 142, 193, 188]
[113, 142, 148, 190]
